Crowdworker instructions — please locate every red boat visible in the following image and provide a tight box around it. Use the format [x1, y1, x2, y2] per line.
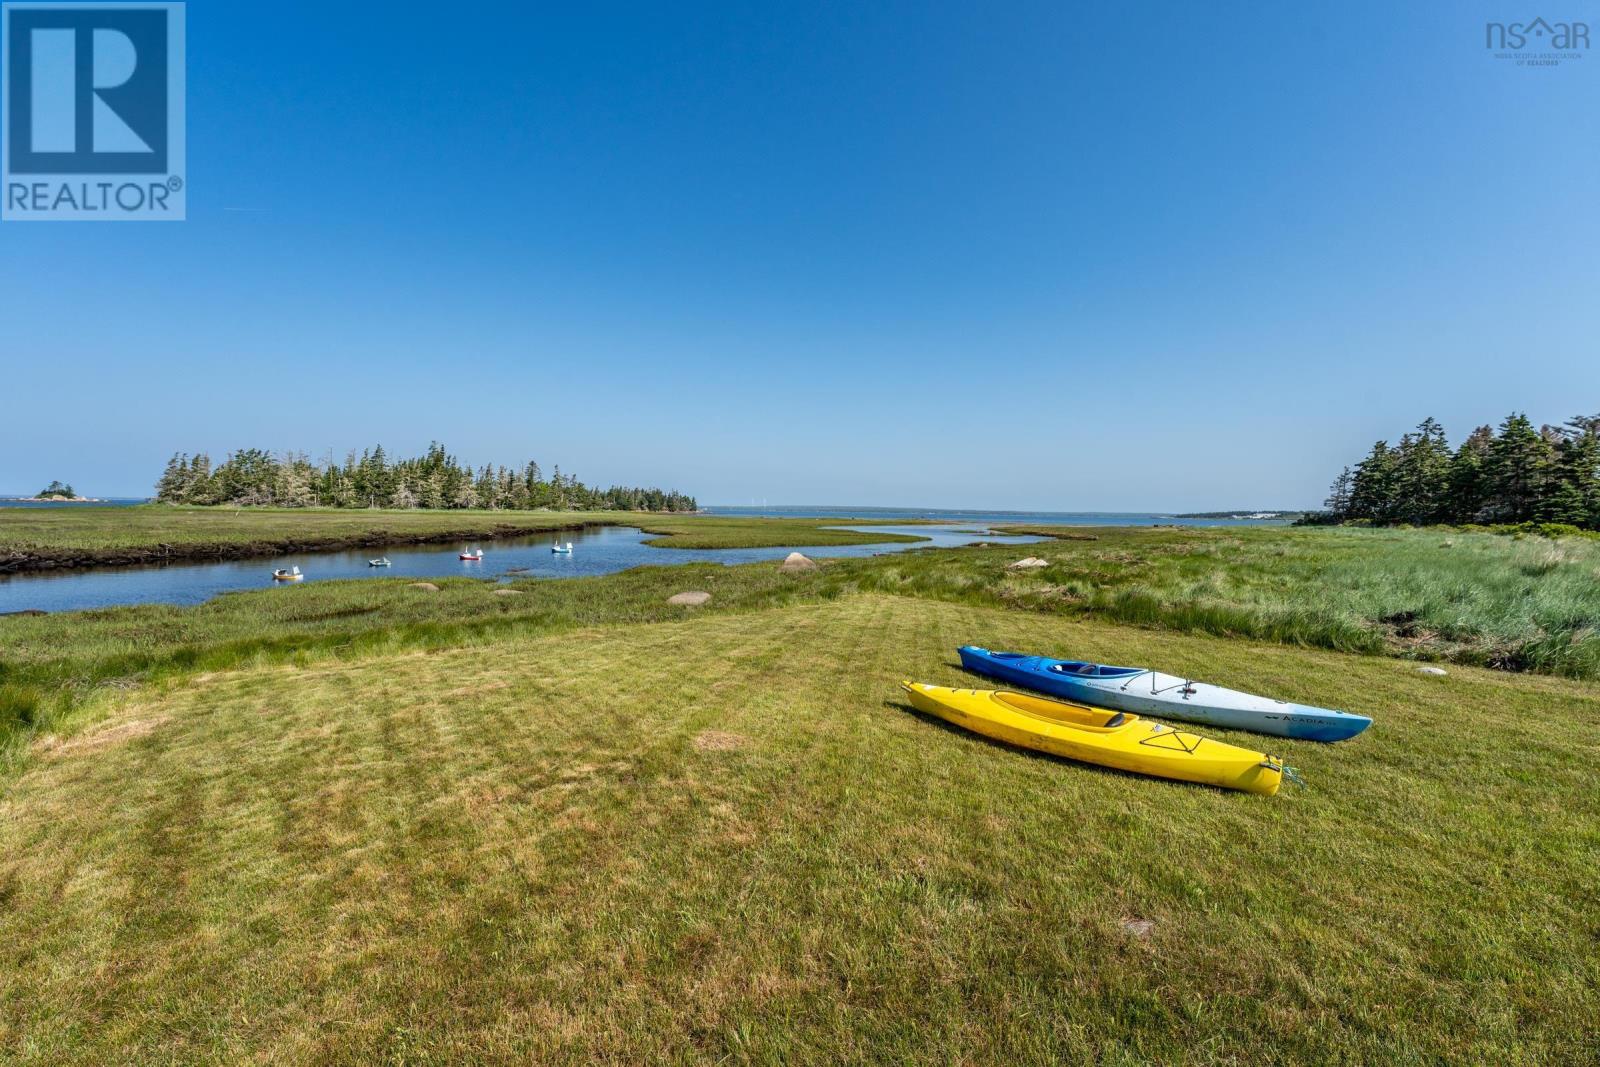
[459, 549, 483, 561]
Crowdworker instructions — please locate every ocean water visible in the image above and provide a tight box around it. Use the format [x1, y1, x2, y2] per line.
[702, 505, 1290, 527]
[0, 497, 149, 508]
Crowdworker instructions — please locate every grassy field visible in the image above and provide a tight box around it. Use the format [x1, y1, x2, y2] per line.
[2, 594, 1596, 1063]
[0, 507, 924, 571]
[5, 523, 1600, 771]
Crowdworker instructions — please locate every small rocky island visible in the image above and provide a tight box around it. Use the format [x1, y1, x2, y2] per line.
[7, 481, 101, 503]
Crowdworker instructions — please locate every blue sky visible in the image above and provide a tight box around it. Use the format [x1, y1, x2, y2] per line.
[1, 1, 1595, 508]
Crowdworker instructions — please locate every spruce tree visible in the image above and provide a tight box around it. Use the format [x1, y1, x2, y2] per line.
[1323, 467, 1354, 519]
[367, 445, 391, 507]
[1485, 413, 1552, 523]
[1391, 418, 1451, 524]
[1445, 426, 1494, 523]
[186, 455, 215, 505]
[155, 453, 188, 502]
[1347, 441, 1397, 523]
[1544, 424, 1600, 526]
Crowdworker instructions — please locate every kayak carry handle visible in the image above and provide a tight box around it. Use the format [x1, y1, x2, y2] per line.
[1261, 759, 1308, 790]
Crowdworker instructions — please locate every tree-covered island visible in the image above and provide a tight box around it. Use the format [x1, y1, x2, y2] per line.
[154, 444, 696, 511]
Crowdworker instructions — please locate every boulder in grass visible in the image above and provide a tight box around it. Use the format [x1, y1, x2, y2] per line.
[1007, 557, 1049, 570]
[779, 552, 817, 572]
[1417, 666, 1448, 676]
[493, 588, 525, 596]
[668, 591, 712, 607]
[1120, 916, 1157, 939]
[409, 582, 441, 592]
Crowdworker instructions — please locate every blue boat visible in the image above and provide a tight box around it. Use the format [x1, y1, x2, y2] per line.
[957, 646, 1372, 742]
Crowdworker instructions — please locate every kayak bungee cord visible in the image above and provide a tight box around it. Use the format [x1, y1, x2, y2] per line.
[1118, 670, 1198, 698]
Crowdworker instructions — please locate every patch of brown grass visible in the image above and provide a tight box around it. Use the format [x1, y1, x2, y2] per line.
[36, 715, 169, 757]
[692, 730, 749, 752]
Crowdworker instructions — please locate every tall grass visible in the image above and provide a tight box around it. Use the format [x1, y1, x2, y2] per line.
[864, 525, 1600, 675]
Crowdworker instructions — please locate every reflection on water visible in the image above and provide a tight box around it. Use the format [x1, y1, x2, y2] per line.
[0, 524, 1044, 614]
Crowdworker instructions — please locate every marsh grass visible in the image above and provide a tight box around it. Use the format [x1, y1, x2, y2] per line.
[1, 597, 1596, 1063]
[633, 514, 929, 549]
[976, 525, 1600, 676]
[0, 506, 927, 564]
[0, 505, 629, 556]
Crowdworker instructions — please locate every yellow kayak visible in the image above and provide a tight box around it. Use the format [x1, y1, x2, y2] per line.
[901, 681, 1292, 795]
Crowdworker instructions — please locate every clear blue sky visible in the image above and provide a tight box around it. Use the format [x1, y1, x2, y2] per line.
[2, 1, 1595, 508]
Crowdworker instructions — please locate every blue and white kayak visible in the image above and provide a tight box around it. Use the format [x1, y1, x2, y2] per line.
[957, 646, 1372, 742]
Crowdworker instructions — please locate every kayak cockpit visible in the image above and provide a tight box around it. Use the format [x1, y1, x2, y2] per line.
[1047, 661, 1144, 679]
[991, 691, 1137, 731]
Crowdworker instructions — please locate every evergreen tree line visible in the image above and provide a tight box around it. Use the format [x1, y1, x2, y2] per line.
[154, 444, 697, 513]
[1312, 413, 1600, 529]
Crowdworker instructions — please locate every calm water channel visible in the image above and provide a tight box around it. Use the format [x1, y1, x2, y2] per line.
[0, 524, 1046, 614]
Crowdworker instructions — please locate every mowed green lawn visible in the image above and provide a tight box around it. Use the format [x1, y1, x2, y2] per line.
[2, 595, 1595, 1064]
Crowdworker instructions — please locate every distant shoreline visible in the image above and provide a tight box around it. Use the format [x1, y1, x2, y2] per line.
[1172, 510, 1305, 520]
[3, 496, 106, 504]
[704, 505, 1300, 526]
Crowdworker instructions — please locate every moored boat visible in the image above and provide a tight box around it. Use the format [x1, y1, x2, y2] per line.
[272, 566, 303, 581]
[368, 557, 391, 567]
[459, 549, 484, 561]
[900, 682, 1292, 795]
[551, 541, 572, 554]
[957, 646, 1371, 742]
